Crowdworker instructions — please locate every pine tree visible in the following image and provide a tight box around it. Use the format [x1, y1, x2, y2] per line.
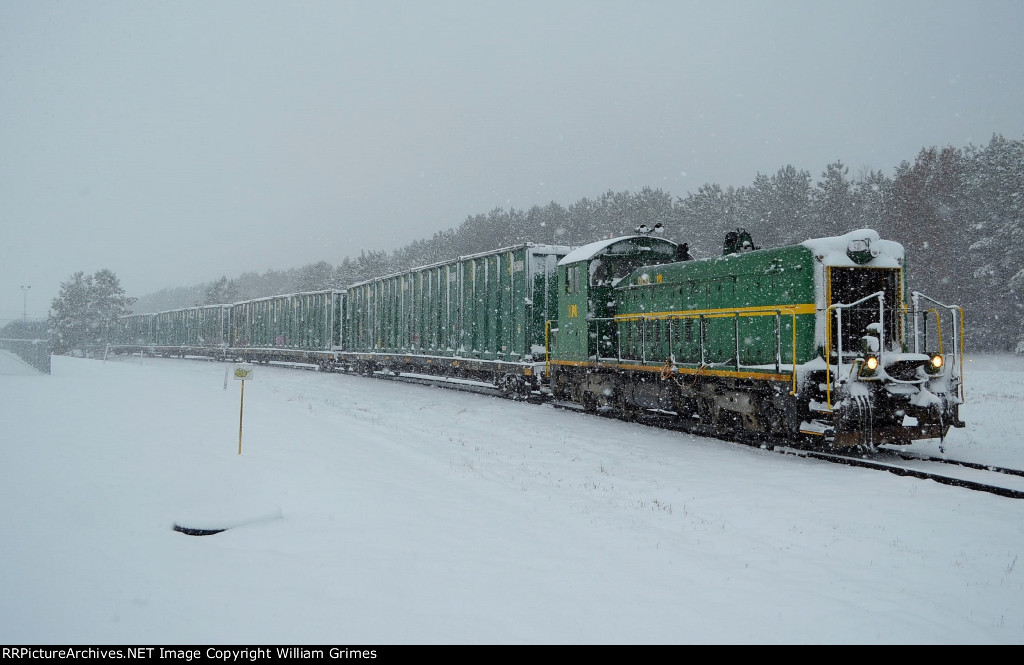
[890, 147, 967, 306]
[296, 262, 335, 292]
[675, 183, 745, 256]
[963, 135, 1024, 351]
[49, 269, 136, 355]
[813, 161, 857, 236]
[204, 276, 239, 305]
[851, 168, 893, 234]
[746, 165, 814, 245]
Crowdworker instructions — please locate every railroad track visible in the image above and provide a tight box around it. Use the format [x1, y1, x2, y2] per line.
[546, 398, 1024, 501]
[774, 447, 1024, 500]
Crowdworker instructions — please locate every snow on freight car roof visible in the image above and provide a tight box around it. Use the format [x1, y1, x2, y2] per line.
[229, 289, 345, 306]
[345, 242, 574, 289]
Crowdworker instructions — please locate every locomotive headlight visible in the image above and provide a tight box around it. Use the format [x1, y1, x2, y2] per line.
[926, 354, 944, 374]
[859, 355, 880, 378]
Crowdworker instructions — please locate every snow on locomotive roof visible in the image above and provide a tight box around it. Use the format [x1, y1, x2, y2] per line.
[558, 235, 678, 266]
[801, 228, 904, 268]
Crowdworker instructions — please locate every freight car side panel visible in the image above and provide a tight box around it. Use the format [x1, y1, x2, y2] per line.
[116, 313, 155, 347]
[344, 244, 568, 363]
[231, 291, 340, 351]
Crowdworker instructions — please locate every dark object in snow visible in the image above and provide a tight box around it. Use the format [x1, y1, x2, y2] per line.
[173, 524, 227, 536]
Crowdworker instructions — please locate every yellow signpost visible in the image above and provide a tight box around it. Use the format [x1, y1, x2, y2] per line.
[233, 365, 254, 454]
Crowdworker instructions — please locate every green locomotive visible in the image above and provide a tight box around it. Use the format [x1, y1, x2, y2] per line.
[547, 228, 965, 448]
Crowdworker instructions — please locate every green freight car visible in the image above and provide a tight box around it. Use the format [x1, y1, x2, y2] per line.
[158, 305, 232, 351]
[112, 305, 231, 356]
[114, 312, 156, 349]
[110, 292, 344, 364]
[342, 243, 570, 395]
[230, 290, 344, 364]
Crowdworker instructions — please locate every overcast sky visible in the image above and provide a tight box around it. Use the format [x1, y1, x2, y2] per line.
[2, 0, 1022, 321]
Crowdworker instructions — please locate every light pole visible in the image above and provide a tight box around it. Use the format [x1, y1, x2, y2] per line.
[20, 285, 31, 319]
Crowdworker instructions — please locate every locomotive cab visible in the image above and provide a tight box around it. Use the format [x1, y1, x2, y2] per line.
[551, 235, 678, 363]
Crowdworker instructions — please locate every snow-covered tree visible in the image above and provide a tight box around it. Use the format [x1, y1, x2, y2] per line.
[296, 261, 335, 292]
[675, 183, 746, 256]
[851, 168, 893, 233]
[890, 146, 967, 305]
[813, 160, 857, 236]
[0, 317, 48, 340]
[963, 134, 1024, 351]
[204, 276, 239, 305]
[746, 165, 814, 245]
[49, 269, 136, 355]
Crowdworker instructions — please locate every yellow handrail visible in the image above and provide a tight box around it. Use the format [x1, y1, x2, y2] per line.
[790, 309, 798, 395]
[544, 320, 552, 377]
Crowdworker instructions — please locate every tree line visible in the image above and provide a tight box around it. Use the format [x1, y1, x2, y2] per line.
[33, 133, 1023, 353]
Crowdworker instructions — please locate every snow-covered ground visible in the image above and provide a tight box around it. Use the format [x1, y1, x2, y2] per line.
[1, 353, 1023, 644]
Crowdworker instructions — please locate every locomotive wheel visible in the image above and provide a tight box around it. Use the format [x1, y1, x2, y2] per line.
[552, 372, 571, 399]
[696, 396, 716, 427]
[618, 387, 641, 420]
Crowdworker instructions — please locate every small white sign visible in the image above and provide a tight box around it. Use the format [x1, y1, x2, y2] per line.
[233, 364, 255, 381]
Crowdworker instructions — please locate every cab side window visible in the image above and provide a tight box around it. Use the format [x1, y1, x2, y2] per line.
[565, 265, 581, 294]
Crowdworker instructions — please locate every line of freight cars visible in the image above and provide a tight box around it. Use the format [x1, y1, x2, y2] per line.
[110, 229, 966, 449]
[111, 243, 570, 397]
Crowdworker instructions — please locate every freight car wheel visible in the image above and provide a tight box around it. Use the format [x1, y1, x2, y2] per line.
[498, 374, 530, 400]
